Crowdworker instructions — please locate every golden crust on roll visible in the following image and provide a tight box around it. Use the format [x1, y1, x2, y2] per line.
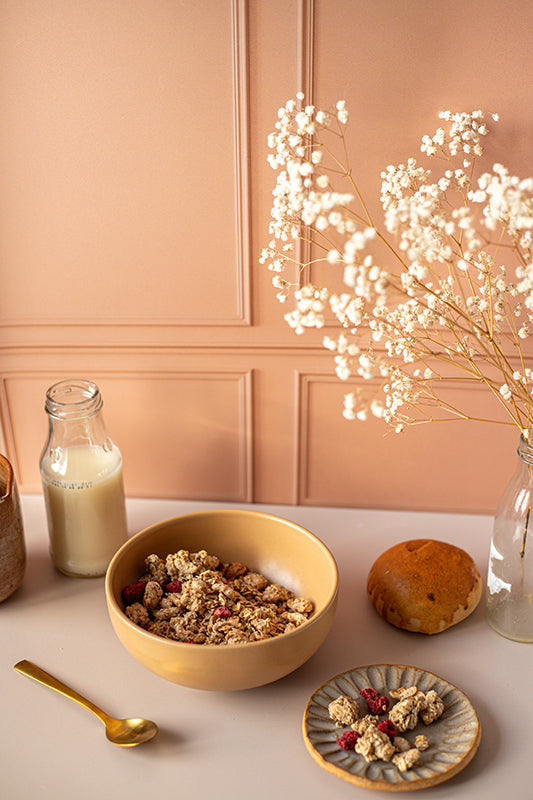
[367, 539, 481, 634]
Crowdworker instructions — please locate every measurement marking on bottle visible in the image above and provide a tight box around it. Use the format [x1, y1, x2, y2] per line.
[48, 479, 94, 490]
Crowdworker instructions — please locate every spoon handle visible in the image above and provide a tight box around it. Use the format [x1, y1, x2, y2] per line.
[14, 659, 110, 725]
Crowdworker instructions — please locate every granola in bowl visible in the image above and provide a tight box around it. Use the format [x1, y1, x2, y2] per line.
[121, 548, 315, 645]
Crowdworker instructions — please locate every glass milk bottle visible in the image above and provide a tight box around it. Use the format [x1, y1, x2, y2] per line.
[39, 380, 128, 577]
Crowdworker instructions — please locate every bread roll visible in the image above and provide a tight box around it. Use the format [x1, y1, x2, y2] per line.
[367, 539, 481, 634]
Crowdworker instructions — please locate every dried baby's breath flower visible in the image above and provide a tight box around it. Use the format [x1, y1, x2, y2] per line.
[262, 95, 533, 433]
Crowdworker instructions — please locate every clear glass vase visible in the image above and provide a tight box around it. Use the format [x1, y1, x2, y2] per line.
[486, 432, 533, 642]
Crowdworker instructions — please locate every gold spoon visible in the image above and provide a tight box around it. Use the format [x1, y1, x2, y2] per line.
[14, 659, 159, 747]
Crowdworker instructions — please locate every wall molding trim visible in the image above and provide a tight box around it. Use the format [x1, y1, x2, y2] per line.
[295, 0, 315, 287]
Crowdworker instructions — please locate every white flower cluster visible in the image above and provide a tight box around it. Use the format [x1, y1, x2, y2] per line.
[259, 93, 356, 303]
[284, 285, 329, 334]
[261, 95, 533, 434]
[421, 110, 494, 168]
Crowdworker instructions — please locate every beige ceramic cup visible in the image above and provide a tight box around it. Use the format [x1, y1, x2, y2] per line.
[0, 454, 26, 601]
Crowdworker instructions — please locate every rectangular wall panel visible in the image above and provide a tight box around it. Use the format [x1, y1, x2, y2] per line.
[297, 372, 517, 513]
[0, 0, 250, 327]
[4, 371, 253, 502]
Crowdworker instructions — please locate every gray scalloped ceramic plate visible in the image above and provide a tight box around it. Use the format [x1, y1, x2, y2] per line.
[302, 664, 481, 792]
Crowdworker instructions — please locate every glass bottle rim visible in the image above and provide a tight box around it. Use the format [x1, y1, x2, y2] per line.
[45, 379, 103, 420]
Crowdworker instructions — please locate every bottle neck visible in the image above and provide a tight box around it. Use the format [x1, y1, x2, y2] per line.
[518, 432, 533, 466]
[43, 380, 112, 451]
[45, 380, 102, 420]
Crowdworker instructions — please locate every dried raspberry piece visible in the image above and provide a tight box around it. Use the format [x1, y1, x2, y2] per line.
[377, 720, 397, 740]
[337, 730, 359, 751]
[213, 605, 231, 619]
[121, 582, 145, 605]
[360, 687, 390, 715]
[360, 687, 379, 701]
[165, 580, 182, 593]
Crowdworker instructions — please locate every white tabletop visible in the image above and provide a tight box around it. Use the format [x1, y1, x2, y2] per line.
[2, 495, 529, 799]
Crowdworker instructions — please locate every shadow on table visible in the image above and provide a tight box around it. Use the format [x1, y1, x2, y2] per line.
[3, 549, 104, 608]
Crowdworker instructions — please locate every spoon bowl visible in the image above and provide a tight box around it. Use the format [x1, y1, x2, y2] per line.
[105, 716, 159, 746]
[14, 659, 158, 747]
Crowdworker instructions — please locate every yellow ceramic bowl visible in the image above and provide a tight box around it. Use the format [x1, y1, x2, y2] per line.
[105, 508, 338, 691]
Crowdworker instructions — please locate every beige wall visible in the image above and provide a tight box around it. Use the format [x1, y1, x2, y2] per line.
[1, 0, 532, 513]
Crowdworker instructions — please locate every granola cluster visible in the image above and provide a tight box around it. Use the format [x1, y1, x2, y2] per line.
[329, 685, 443, 772]
[389, 686, 444, 731]
[121, 548, 314, 645]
